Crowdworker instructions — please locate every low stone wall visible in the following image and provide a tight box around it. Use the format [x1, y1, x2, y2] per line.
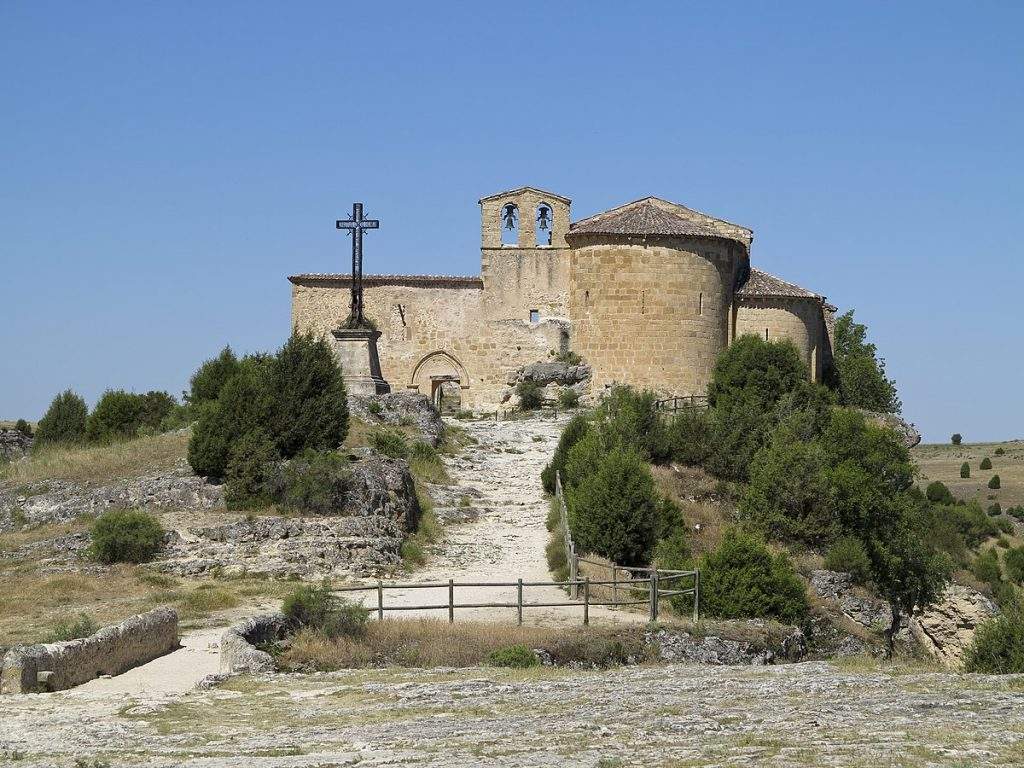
[0, 607, 179, 694]
[220, 613, 289, 674]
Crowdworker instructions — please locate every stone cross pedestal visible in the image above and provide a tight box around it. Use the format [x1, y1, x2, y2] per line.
[331, 327, 391, 396]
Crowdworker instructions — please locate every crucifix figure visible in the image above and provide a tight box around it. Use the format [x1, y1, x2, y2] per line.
[336, 202, 379, 326]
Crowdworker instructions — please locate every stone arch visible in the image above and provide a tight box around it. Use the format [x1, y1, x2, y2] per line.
[408, 350, 470, 407]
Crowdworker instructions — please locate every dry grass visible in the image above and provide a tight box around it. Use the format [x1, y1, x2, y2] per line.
[652, 465, 734, 557]
[0, 430, 189, 487]
[913, 440, 1024, 509]
[278, 618, 650, 670]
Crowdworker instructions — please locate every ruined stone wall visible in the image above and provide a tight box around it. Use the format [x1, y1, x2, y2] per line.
[291, 278, 566, 410]
[735, 298, 826, 381]
[568, 235, 742, 396]
[0, 607, 178, 694]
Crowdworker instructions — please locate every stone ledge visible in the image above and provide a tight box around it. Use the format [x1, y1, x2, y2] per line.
[0, 607, 179, 694]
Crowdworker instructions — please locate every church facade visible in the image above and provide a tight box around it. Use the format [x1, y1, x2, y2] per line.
[289, 186, 835, 411]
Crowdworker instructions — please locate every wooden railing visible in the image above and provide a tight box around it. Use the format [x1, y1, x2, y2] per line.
[655, 394, 709, 412]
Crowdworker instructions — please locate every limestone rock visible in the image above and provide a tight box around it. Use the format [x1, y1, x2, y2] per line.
[0, 429, 32, 462]
[502, 360, 593, 406]
[0, 461, 223, 532]
[809, 570, 893, 631]
[910, 584, 998, 666]
[220, 613, 289, 674]
[858, 409, 921, 449]
[349, 392, 444, 446]
[648, 625, 806, 666]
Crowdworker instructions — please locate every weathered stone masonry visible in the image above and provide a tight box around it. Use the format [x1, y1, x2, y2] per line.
[291, 186, 835, 410]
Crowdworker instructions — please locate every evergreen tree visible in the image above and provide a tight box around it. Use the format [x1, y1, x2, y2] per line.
[825, 310, 901, 414]
[34, 390, 89, 445]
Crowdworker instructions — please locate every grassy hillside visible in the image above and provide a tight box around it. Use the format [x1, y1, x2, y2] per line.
[913, 440, 1024, 509]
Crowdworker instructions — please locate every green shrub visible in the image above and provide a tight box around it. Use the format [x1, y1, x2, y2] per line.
[996, 516, 1014, 535]
[189, 346, 240, 405]
[46, 614, 99, 643]
[941, 500, 998, 547]
[825, 536, 872, 584]
[86, 390, 146, 443]
[972, 549, 1001, 590]
[35, 390, 88, 445]
[561, 427, 604, 491]
[367, 399, 383, 416]
[980, 457, 993, 470]
[368, 428, 409, 458]
[517, 380, 543, 410]
[594, 386, 664, 461]
[488, 644, 540, 668]
[269, 332, 349, 457]
[557, 388, 580, 409]
[926, 481, 954, 505]
[995, 447, 1006, 456]
[160, 403, 193, 431]
[697, 527, 809, 624]
[555, 349, 582, 366]
[187, 357, 274, 479]
[14, 419, 32, 437]
[988, 475, 1001, 490]
[662, 407, 712, 466]
[1004, 547, 1024, 585]
[541, 413, 591, 494]
[960, 462, 970, 479]
[280, 450, 351, 515]
[545, 528, 569, 581]
[952, 434, 962, 445]
[566, 446, 659, 567]
[89, 509, 164, 564]
[988, 503, 1002, 517]
[1009, 506, 1024, 521]
[282, 582, 368, 640]
[654, 527, 693, 614]
[738, 428, 832, 545]
[963, 607, 1024, 674]
[224, 429, 280, 510]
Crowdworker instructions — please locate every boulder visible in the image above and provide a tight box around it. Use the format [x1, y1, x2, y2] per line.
[858, 410, 921, 449]
[809, 570, 893, 631]
[0, 429, 32, 462]
[220, 613, 289, 674]
[349, 392, 444, 446]
[910, 584, 998, 666]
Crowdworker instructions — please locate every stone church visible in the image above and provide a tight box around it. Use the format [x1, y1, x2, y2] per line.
[290, 187, 835, 411]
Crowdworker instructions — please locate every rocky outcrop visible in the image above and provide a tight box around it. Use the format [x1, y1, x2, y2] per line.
[647, 625, 806, 665]
[220, 613, 289, 674]
[349, 392, 444, 446]
[910, 584, 998, 666]
[0, 461, 223, 532]
[0, 607, 178, 694]
[809, 570, 893, 631]
[859, 410, 921, 449]
[0, 429, 33, 462]
[157, 451, 421, 577]
[502, 360, 593, 406]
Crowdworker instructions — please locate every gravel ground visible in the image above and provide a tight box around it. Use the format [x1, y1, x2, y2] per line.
[2, 662, 1022, 766]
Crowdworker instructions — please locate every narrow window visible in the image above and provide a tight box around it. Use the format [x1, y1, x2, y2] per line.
[501, 203, 519, 246]
[641, 291, 646, 314]
[529, 309, 540, 323]
[536, 202, 553, 246]
[584, 290, 590, 307]
[698, 292, 703, 316]
[765, 328, 770, 341]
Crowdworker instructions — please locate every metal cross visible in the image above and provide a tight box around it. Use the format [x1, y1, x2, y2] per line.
[336, 202, 379, 325]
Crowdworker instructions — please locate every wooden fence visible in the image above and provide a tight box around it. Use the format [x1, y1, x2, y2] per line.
[655, 394, 709, 412]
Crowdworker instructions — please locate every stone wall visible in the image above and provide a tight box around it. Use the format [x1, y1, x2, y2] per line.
[291, 276, 567, 411]
[0, 429, 33, 462]
[569, 235, 742, 396]
[0, 607, 178, 694]
[735, 297, 828, 381]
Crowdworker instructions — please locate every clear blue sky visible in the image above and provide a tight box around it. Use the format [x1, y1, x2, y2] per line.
[2, 1, 1021, 443]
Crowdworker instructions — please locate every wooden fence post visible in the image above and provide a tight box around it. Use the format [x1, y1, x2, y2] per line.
[612, 565, 618, 605]
[377, 580, 384, 621]
[648, 573, 657, 622]
[517, 579, 524, 625]
[583, 577, 590, 626]
[448, 578, 454, 624]
[692, 570, 700, 623]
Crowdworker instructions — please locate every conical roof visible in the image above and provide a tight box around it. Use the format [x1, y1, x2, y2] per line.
[567, 197, 752, 247]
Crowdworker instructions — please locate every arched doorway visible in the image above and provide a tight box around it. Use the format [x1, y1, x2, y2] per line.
[409, 350, 469, 410]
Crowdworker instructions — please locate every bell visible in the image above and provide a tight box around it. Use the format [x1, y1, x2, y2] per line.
[502, 204, 517, 230]
[537, 205, 550, 231]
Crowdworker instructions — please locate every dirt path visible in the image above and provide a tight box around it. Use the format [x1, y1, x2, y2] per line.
[348, 414, 645, 626]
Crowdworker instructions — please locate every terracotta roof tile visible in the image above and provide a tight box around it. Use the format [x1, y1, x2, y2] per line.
[567, 197, 752, 247]
[736, 268, 821, 301]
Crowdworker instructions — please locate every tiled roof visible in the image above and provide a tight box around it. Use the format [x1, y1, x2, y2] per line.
[479, 186, 571, 204]
[567, 197, 752, 247]
[288, 273, 483, 288]
[736, 268, 821, 301]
